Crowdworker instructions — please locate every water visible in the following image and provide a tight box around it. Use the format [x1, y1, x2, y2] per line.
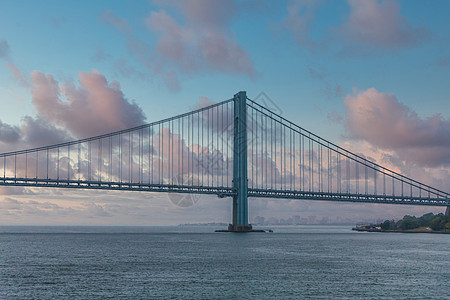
[1, 226, 449, 299]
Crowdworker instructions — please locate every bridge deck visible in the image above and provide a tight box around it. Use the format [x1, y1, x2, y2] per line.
[1, 176, 448, 207]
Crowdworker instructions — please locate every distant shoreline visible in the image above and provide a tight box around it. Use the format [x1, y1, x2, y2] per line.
[352, 227, 450, 234]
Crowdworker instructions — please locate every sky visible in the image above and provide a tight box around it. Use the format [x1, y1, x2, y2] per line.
[0, 0, 449, 225]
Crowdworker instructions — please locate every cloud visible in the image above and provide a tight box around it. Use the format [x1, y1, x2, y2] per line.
[91, 47, 111, 62]
[0, 115, 69, 153]
[102, 1, 254, 91]
[0, 197, 89, 219]
[282, 0, 429, 55]
[0, 116, 71, 152]
[307, 65, 343, 99]
[101, 10, 133, 35]
[82, 202, 112, 217]
[327, 109, 343, 124]
[0, 187, 31, 196]
[193, 97, 233, 134]
[338, 0, 429, 50]
[436, 57, 450, 68]
[21, 116, 69, 147]
[146, 1, 255, 76]
[282, 0, 324, 51]
[0, 39, 9, 59]
[6, 62, 29, 87]
[101, 11, 181, 91]
[31, 69, 146, 138]
[0, 197, 22, 210]
[194, 96, 216, 109]
[0, 42, 29, 88]
[344, 88, 450, 166]
[113, 58, 146, 80]
[0, 120, 20, 143]
[0, 68, 148, 179]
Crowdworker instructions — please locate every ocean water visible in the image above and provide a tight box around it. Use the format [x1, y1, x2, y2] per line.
[0, 225, 449, 299]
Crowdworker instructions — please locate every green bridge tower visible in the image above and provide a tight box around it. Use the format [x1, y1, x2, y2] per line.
[228, 91, 253, 232]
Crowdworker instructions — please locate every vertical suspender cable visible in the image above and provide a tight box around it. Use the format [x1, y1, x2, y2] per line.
[56, 147, 59, 181]
[120, 134, 122, 183]
[46, 149, 49, 180]
[221, 104, 224, 187]
[293, 129, 296, 191]
[356, 159, 359, 194]
[99, 139, 101, 182]
[178, 119, 181, 186]
[168, 121, 171, 185]
[216, 106, 219, 186]
[78, 143, 81, 182]
[150, 126, 153, 184]
[197, 113, 200, 186]
[365, 164, 368, 194]
[191, 112, 194, 186]
[201, 111, 204, 186]
[374, 165, 376, 195]
[159, 123, 162, 184]
[36, 152, 39, 180]
[255, 107, 258, 188]
[68, 145, 70, 181]
[270, 116, 273, 189]
[265, 113, 268, 189]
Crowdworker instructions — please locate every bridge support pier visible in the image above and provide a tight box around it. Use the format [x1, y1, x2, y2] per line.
[230, 91, 251, 232]
[446, 206, 450, 216]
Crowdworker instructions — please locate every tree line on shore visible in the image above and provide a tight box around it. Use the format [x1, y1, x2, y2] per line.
[379, 212, 450, 231]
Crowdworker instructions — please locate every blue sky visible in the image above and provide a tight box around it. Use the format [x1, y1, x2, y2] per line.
[0, 0, 449, 225]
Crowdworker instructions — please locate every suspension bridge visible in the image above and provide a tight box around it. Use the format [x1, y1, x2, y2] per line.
[1, 91, 449, 231]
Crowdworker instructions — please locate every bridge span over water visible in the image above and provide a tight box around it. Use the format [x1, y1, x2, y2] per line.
[1, 92, 449, 231]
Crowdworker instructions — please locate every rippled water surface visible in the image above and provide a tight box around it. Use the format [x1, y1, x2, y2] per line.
[1, 226, 449, 299]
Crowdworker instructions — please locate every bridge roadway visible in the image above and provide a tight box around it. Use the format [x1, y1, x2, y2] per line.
[1, 176, 449, 207]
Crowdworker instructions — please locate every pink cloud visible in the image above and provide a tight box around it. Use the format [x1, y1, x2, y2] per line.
[338, 0, 429, 49]
[101, 11, 181, 92]
[0, 70, 150, 197]
[102, 4, 255, 92]
[31, 70, 146, 138]
[344, 88, 450, 166]
[6, 62, 29, 87]
[146, 1, 255, 76]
